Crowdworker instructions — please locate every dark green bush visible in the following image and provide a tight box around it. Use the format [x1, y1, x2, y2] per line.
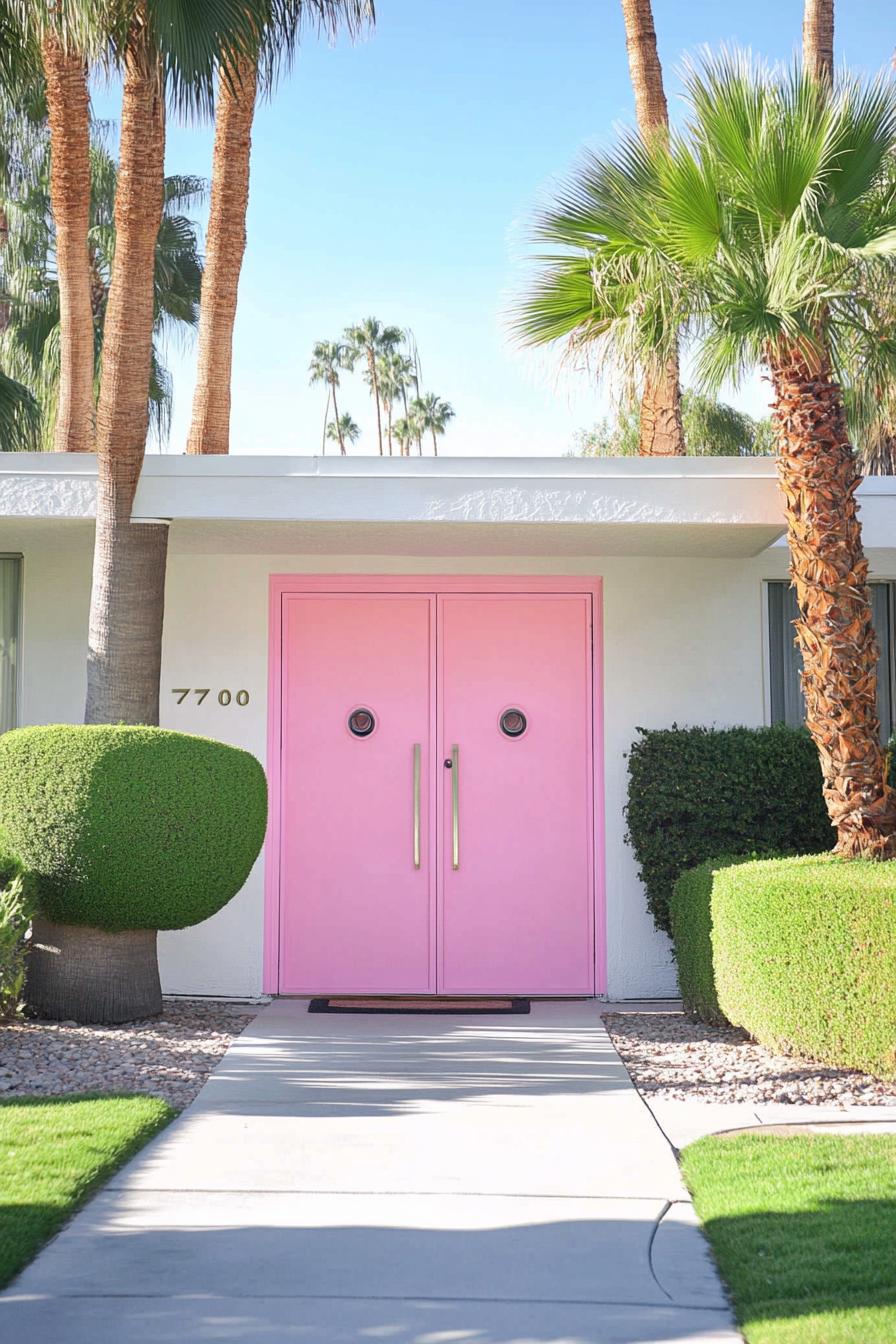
[712, 855, 896, 1080]
[625, 724, 831, 932]
[669, 857, 744, 1026]
[0, 725, 267, 932]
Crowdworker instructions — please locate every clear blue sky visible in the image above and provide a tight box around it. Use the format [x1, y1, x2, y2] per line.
[93, 1, 896, 456]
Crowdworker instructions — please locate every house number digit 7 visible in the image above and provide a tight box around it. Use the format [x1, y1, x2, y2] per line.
[171, 688, 250, 706]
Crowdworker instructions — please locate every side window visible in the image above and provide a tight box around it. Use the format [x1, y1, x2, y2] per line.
[767, 580, 894, 743]
[0, 557, 21, 734]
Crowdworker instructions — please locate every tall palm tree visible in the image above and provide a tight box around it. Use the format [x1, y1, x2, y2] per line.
[325, 410, 358, 453]
[515, 51, 896, 856]
[41, 27, 93, 452]
[344, 316, 402, 455]
[72, 1, 270, 724]
[411, 391, 454, 457]
[4, 4, 97, 453]
[309, 339, 352, 452]
[186, 2, 373, 456]
[803, 0, 834, 85]
[618, 0, 684, 456]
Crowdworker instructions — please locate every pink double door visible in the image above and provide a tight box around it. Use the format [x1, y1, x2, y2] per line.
[278, 587, 596, 995]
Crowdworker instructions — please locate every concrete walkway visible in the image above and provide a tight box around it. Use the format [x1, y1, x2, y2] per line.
[2, 999, 740, 1342]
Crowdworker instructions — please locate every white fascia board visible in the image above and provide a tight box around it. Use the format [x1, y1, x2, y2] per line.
[0, 452, 892, 538]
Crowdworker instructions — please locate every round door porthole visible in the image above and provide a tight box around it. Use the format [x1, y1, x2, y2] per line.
[348, 707, 376, 738]
[499, 708, 527, 738]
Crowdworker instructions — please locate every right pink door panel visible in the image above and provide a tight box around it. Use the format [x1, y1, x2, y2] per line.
[438, 595, 595, 994]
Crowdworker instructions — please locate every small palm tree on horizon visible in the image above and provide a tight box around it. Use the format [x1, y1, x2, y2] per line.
[377, 351, 412, 455]
[325, 410, 359, 454]
[392, 415, 415, 457]
[308, 339, 353, 453]
[344, 316, 403, 455]
[411, 391, 454, 457]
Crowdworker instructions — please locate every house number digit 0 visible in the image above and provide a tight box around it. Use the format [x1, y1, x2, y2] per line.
[171, 688, 250, 707]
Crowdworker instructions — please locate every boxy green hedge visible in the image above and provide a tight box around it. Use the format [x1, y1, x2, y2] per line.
[669, 857, 743, 1026]
[626, 724, 831, 932]
[712, 855, 896, 1080]
[0, 725, 267, 932]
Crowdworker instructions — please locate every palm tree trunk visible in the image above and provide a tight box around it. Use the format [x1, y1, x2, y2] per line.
[41, 31, 94, 453]
[771, 344, 896, 855]
[803, 0, 834, 85]
[331, 382, 346, 455]
[85, 39, 168, 726]
[400, 385, 410, 455]
[640, 351, 686, 456]
[321, 385, 330, 453]
[386, 401, 393, 455]
[368, 351, 383, 454]
[619, 0, 668, 133]
[431, 428, 438, 457]
[619, 0, 684, 457]
[186, 57, 257, 455]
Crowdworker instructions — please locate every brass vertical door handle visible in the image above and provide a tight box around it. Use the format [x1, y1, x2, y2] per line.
[413, 743, 421, 869]
[451, 743, 460, 869]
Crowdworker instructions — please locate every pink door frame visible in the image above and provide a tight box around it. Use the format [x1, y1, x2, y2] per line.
[264, 574, 606, 995]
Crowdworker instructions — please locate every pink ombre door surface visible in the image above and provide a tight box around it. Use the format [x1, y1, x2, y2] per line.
[438, 595, 594, 994]
[279, 594, 435, 993]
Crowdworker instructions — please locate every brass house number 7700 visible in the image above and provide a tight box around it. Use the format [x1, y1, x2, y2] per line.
[172, 688, 250, 707]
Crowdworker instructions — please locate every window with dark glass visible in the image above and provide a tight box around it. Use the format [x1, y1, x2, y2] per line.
[767, 580, 895, 742]
[0, 557, 20, 735]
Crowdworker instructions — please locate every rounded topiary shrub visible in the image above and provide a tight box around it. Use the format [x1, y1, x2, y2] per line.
[0, 724, 267, 931]
[712, 855, 896, 1080]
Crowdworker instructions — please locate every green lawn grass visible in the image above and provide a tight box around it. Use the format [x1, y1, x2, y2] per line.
[0, 1093, 174, 1288]
[681, 1132, 896, 1344]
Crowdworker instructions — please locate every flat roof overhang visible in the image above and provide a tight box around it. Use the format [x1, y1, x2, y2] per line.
[1, 452, 892, 559]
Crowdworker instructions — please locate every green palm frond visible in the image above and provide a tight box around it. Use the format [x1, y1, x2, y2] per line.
[514, 48, 896, 417]
[0, 367, 40, 450]
[1, 81, 203, 447]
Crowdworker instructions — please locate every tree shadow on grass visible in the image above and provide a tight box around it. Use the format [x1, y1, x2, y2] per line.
[0, 1092, 173, 1288]
[699, 1199, 896, 1340]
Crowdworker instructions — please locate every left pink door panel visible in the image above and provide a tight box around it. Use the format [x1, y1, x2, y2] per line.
[279, 594, 434, 994]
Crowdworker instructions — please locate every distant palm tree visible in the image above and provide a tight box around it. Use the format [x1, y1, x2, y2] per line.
[403, 329, 424, 453]
[326, 411, 359, 454]
[309, 340, 352, 452]
[376, 351, 412, 455]
[411, 392, 454, 457]
[344, 317, 402, 454]
[392, 415, 414, 458]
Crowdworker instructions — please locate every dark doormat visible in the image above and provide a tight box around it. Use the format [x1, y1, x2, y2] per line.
[308, 996, 531, 1015]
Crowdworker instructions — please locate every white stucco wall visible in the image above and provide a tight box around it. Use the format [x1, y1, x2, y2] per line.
[7, 516, 896, 1000]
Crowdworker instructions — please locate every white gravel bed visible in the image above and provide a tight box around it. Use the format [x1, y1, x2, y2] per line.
[0, 998, 258, 1111]
[603, 1010, 896, 1108]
